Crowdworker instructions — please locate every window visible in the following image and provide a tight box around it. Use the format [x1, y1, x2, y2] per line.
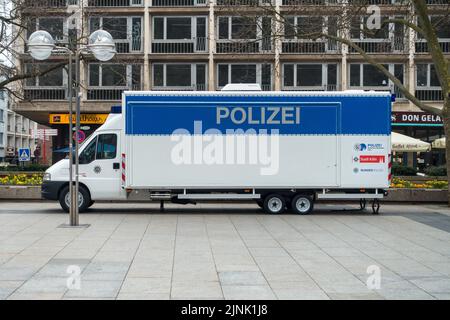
[27, 17, 65, 42]
[89, 64, 129, 87]
[284, 16, 324, 39]
[79, 138, 97, 164]
[103, 18, 127, 39]
[217, 64, 272, 90]
[167, 65, 191, 87]
[218, 17, 260, 40]
[231, 17, 256, 39]
[351, 16, 393, 39]
[167, 17, 191, 39]
[363, 64, 388, 86]
[79, 134, 117, 164]
[154, 17, 164, 39]
[297, 64, 322, 87]
[284, 65, 294, 87]
[152, 63, 207, 89]
[283, 63, 337, 89]
[89, 16, 142, 52]
[433, 16, 450, 39]
[153, 17, 195, 40]
[231, 65, 256, 83]
[24, 64, 64, 87]
[96, 134, 117, 160]
[417, 64, 441, 87]
[102, 65, 127, 86]
[350, 63, 403, 88]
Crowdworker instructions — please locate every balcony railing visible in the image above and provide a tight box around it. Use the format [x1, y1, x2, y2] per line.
[282, 0, 339, 4]
[350, 38, 406, 54]
[282, 84, 339, 91]
[217, 0, 273, 5]
[23, 88, 67, 100]
[115, 38, 143, 53]
[24, 0, 78, 7]
[152, 38, 207, 53]
[216, 40, 272, 53]
[87, 0, 143, 6]
[415, 40, 450, 54]
[152, 0, 207, 6]
[415, 89, 443, 101]
[426, 0, 449, 4]
[152, 84, 207, 91]
[87, 85, 142, 100]
[281, 40, 339, 54]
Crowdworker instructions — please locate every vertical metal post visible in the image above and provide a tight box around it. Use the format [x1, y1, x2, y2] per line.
[68, 52, 75, 226]
[74, 51, 81, 225]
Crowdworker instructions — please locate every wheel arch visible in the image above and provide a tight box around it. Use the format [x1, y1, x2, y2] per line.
[57, 182, 92, 201]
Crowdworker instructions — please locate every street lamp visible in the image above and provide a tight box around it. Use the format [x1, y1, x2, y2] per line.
[28, 29, 116, 226]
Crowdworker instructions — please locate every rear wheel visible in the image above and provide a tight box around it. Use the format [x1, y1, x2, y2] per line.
[291, 194, 314, 215]
[263, 194, 286, 214]
[58, 185, 91, 213]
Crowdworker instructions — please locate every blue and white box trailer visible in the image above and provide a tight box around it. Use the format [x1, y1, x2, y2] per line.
[42, 89, 392, 214]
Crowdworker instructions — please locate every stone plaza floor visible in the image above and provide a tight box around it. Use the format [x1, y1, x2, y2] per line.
[1, 201, 450, 300]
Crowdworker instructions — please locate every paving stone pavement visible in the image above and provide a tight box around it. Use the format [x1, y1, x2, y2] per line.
[1, 201, 450, 300]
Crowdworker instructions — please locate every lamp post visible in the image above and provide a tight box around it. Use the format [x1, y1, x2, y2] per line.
[28, 29, 116, 226]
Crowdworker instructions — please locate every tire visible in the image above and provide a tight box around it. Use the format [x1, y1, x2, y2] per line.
[263, 194, 286, 214]
[291, 194, 314, 215]
[58, 185, 91, 213]
[88, 200, 95, 208]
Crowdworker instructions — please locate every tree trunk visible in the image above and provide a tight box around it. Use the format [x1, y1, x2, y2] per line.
[444, 102, 450, 206]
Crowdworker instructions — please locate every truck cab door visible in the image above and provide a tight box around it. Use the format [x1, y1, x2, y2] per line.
[78, 131, 122, 199]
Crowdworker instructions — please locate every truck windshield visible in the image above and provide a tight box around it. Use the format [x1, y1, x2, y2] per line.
[79, 137, 97, 164]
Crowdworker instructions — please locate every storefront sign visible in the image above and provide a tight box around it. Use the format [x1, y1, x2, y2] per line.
[49, 113, 108, 125]
[391, 112, 443, 126]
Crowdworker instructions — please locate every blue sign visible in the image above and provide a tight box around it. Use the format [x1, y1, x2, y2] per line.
[18, 148, 31, 162]
[125, 93, 392, 136]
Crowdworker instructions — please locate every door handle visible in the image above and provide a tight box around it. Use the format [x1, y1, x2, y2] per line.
[113, 162, 120, 170]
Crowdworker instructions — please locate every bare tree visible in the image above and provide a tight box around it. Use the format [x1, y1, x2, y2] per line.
[222, 0, 450, 202]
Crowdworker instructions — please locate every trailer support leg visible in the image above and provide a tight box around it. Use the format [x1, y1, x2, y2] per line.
[160, 201, 164, 212]
[371, 199, 380, 215]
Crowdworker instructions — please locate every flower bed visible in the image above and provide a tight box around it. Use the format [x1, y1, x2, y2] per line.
[0, 173, 43, 186]
[390, 177, 448, 189]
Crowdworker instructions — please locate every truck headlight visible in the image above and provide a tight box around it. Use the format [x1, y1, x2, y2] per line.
[43, 173, 51, 181]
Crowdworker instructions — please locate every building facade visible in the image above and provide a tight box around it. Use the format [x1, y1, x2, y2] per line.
[12, 0, 449, 167]
[0, 87, 38, 164]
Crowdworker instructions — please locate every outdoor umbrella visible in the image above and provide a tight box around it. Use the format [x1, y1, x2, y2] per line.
[391, 132, 431, 152]
[432, 137, 445, 149]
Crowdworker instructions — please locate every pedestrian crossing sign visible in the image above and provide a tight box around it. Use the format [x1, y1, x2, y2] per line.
[18, 148, 31, 162]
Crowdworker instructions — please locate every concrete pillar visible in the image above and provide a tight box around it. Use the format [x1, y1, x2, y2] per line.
[79, 0, 87, 101]
[208, 0, 215, 91]
[407, 4, 416, 110]
[273, 0, 282, 91]
[340, 2, 349, 91]
[144, 0, 151, 90]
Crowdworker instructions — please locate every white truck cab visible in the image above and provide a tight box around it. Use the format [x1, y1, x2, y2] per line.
[42, 112, 126, 212]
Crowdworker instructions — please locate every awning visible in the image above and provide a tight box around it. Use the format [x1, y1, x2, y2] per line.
[391, 132, 431, 152]
[432, 137, 445, 149]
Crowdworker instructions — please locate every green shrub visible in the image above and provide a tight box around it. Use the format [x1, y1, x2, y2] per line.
[0, 164, 49, 172]
[424, 166, 447, 177]
[391, 163, 417, 176]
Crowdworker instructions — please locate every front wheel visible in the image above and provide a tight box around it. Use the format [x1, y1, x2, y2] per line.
[58, 185, 91, 213]
[291, 194, 314, 215]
